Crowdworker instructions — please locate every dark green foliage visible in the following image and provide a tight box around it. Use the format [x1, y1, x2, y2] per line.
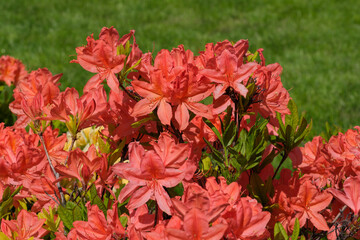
[0, 84, 16, 126]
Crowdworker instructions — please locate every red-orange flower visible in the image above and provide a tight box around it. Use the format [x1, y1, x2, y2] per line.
[290, 180, 332, 231]
[131, 45, 214, 130]
[44, 87, 107, 135]
[9, 68, 61, 128]
[1, 210, 47, 240]
[328, 176, 360, 215]
[69, 202, 125, 240]
[72, 27, 141, 93]
[112, 133, 190, 214]
[200, 49, 258, 99]
[0, 55, 27, 86]
[166, 208, 228, 240]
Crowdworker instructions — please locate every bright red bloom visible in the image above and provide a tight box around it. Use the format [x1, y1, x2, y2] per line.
[105, 88, 156, 143]
[168, 183, 228, 240]
[39, 127, 67, 165]
[248, 63, 291, 127]
[112, 133, 190, 214]
[29, 175, 62, 212]
[127, 204, 156, 240]
[9, 68, 61, 128]
[195, 39, 249, 71]
[0, 125, 45, 189]
[270, 170, 301, 233]
[131, 45, 214, 130]
[222, 196, 271, 240]
[295, 136, 335, 188]
[290, 180, 332, 231]
[0, 55, 27, 86]
[45, 87, 107, 135]
[72, 27, 141, 93]
[166, 208, 228, 240]
[1, 209, 47, 240]
[69, 202, 125, 240]
[200, 49, 258, 99]
[55, 146, 102, 184]
[328, 176, 360, 215]
[206, 176, 241, 208]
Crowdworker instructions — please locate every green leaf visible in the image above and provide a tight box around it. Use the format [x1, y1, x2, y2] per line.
[125, 40, 131, 55]
[294, 117, 308, 140]
[219, 115, 225, 135]
[120, 215, 128, 228]
[109, 137, 127, 165]
[39, 206, 62, 232]
[223, 106, 233, 130]
[248, 173, 271, 204]
[294, 119, 312, 147]
[124, 58, 142, 75]
[229, 155, 241, 169]
[288, 99, 299, 129]
[276, 112, 286, 138]
[274, 222, 289, 240]
[89, 184, 107, 216]
[264, 176, 275, 198]
[245, 161, 260, 170]
[117, 44, 125, 55]
[203, 118, 224, 146]
[58, 205, 74, 230]
[201, 157, 212, 172]
[200, 96, 213, 105]
[10, 186, 22, 198]
[18, 199, 27, 211]
[258, 149, 279, 171]
[291, 218, 300, 240]
[131, 115, 155, 128]
[66, 201, 83, 222]
[1, 187, 11, 202]
[167, 183, 184, 198]
[0, 232, 10, 240]
[203, 138, 225, 168]
[0, 197, 13, 219]
[285, 125, 294, 151]
[246, 50, 259, 62]
[223, 121, 236, 147]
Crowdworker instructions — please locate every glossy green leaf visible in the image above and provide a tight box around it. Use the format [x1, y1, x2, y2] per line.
[274, 222, 289, 240]
[58, 205, 74, 230]
[291, 218, 300, 240]
[167, 183, 184, 198]
[0, 197, 13, 219]
[203, 118, 224, 146]
[202, 157, 212, 172]
[120, 215, 128, 228]
[89, 184, 107, 216]
[223, 121, 236, 147]
[1, 187, 11, 202]
[203, 138, 225, 168]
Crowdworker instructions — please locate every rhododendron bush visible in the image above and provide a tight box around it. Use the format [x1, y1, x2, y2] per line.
[0, 27, 359, 240]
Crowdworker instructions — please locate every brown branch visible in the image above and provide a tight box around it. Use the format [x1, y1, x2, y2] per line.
[65, 134, 76, 165]
[39, 134, 66, 206]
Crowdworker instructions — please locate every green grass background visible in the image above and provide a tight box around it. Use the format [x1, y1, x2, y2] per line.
[1, 0, 359, 136]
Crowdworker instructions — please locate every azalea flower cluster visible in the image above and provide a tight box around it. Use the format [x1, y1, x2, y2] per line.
[0, 27, 358, 240]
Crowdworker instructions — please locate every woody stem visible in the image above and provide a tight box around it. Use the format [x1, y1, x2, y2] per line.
[117, 73, 140, 101]
[272, 152, 288, 180]
[154, 202, 159, 227]
[39, 134, 66, 206]
[65, 134, 77, 165]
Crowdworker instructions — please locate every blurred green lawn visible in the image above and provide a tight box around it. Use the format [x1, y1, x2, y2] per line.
[1, 0, 359, 136]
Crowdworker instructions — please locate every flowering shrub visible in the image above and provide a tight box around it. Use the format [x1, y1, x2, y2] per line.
[0, 27, 359, 239]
